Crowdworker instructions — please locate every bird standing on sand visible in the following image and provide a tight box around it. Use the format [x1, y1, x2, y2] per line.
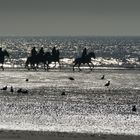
[132, 105, 137, 112]
[61, 92, 65, 95]
[104, 81, 110, 87]
[17, 88, 22, 93]
[26, 78, 29, 82]
[10, 86, 14, 92]
[101, 75, 105, 80]
[1, 86, 7, 90]
[68, 77, 75, 80]
[17, 88, 28, 94]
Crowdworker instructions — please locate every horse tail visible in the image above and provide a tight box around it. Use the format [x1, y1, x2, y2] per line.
[25, 57, 29, 68]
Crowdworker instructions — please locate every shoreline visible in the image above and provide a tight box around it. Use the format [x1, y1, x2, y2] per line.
[1, 66, 140, 71]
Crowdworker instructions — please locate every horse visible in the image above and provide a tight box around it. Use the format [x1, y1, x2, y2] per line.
[0, 50, 9, 70]
[47, 49, 61, 69]
[73, 51, 96, 71]
[25, 54, 48, 70]
[25, 49, 61, 71]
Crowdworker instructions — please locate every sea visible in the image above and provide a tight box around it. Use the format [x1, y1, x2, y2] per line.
[0, 36, 140, 136]
[0, 36, 140, 69]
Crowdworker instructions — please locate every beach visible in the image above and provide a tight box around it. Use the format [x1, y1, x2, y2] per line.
[0, 68, 140, 139]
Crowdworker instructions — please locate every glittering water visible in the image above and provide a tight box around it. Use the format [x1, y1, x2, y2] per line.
[1, 36, 140, 68]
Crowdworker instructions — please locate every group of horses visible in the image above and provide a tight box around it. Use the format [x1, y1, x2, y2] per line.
[0, 48, 96, 71]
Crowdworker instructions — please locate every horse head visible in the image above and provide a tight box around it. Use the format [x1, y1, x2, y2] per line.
[3, 50, 9, 57]
[88, 52, 96, 59]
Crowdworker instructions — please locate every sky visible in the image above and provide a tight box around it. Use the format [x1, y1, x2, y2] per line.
[0, 0, 140, 36]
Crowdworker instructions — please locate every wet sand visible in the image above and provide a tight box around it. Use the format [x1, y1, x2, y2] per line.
[0, 129, 140, 140]
[0, 69, 140, 139]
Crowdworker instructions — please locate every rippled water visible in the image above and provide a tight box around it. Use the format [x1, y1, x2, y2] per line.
[1, 36, 140, 68]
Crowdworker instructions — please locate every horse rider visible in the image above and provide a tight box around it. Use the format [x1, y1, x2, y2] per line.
[38, 47, 45, 56]
[0, 48, 3, 56]
[81, 48, 87, 58]
[0, 47, 4, 58]
[31, 47, 37, 57]
[52, 47, 57, 56]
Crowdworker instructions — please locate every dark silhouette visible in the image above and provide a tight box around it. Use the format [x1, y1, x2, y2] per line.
[17, 88, 28, 94]
[26, 78, 29, 82]
[61, 91, 65, 95]
[10, 86, 14, 92]
[25, 53, 47, 70]
[17, 88, 22, 93]
[105, 81, 110, 87]
[0, 48, 9, 70]
[73, 51, 95, 71]
[50, 47, 61, 68]
[68, 77, 75, 80]
[25, 47, 61, 71]
[132, 105, 137, 112]
[101, 75, 105, 80]
[31, 47, 37, 57]
[1, 86, 7, 90]
[25, 55, 38, 70]
[52, 47, 57, 56]
[38, 47, 44, 56]
[21, 89, 28, 94]
[81, 48, 87, 58]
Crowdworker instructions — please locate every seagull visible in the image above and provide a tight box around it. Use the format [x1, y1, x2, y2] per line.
[21, 89, 28, 94]
[61, 92, 65, 95]
[25, 79, 29, 82]
[1, 86, 7, 90]
[17, 88, 28, 94]
[132, 105, 137, 112]
[104, 81, 110, 87]
[68, 77, 75, 80]
[17, 88, 22, 93]
[101, 75, 105, 80]
[10, 86, 14, 92]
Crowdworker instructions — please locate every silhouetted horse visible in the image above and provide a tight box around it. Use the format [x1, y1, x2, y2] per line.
[25, 54, 48, 70]
[25, 49, 61, 71]
[0, 50, 9, 70]
[47, 50, 61, 69]
[73, 52, 95, 71]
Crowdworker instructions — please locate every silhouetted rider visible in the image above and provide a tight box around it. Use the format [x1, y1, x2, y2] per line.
[52, 47, 57, 56]
[31, 47, 37, 57]
[0, 48, 5, 58]
[38, 47, 44, 56]
[81, 48, 87, 58]
[0, 48, 3, 56]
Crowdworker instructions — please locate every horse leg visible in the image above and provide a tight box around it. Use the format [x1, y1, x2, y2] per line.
[87, 63, 92, 71]
[44, 63, 47, 71]
[1, 65, 4, 71]
[78, 63, 81, 71]
[73, 62, 77, 71]
[46, 63, 49, 71]
[53, 62, 56, 68]
[90, 62, 94, 70]
[58, 61, 61, 69]
[26, 65, 30, 70]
